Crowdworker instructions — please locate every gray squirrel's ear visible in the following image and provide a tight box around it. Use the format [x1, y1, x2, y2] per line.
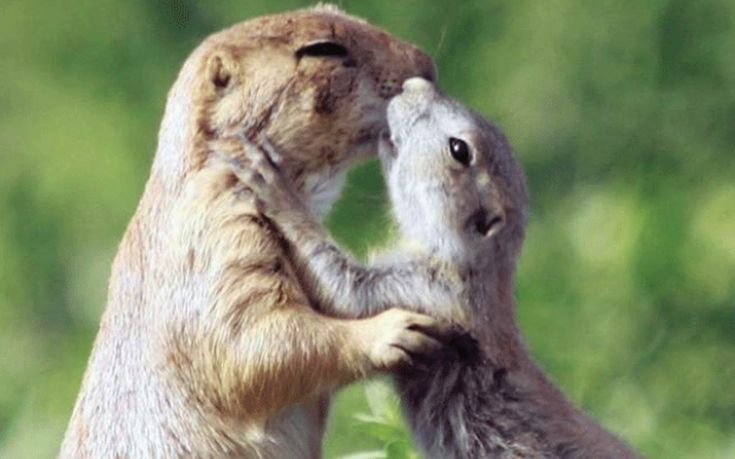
[206, 49, 238, 91]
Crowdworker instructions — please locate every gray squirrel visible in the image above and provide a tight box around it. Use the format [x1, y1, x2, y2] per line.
[230, 78, 640, 458]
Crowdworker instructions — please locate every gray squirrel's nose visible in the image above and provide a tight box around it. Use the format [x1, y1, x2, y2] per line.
[401, 77, 435, 94]
[388, 77, 435, 136]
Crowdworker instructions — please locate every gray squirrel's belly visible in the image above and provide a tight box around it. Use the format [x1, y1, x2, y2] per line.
[395, 350, 550, 459]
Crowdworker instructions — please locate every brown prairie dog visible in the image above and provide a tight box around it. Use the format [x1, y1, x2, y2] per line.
[59, 6, 446, 459]
[237, 78, 641, 458]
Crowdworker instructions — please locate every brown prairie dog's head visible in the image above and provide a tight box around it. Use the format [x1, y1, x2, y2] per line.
[380, 78, 529, 266]
[154, 5, 435, 216]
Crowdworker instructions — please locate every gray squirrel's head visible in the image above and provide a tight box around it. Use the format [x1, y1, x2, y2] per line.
[379, 78, 528, 265]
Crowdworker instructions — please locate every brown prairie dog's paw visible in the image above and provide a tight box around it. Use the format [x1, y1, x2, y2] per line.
[356, 308, 446, 371]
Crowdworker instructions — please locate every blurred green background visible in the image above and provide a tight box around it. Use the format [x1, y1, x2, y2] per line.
[1, 0, 734, 457]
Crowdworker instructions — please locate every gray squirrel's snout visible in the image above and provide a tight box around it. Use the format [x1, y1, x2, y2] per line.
[391, 77, 436, 117]
[388, 77, 437, 146]
[401, 77, 435, 94]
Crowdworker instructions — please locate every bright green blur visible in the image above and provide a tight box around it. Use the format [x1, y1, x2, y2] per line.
[1, 1, 733, 458]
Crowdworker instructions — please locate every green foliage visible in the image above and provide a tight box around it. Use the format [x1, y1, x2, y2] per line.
[1, 1, 733, 458]
[342, 381, 420, 459]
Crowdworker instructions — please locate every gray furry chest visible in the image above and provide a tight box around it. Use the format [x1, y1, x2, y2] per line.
[394, 347, 550, 459]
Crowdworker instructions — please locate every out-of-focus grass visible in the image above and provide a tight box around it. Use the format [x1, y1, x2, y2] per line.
[0, 1, 733, 458]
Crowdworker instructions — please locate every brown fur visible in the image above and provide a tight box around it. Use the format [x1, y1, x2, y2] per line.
[60, 6, 439, 458]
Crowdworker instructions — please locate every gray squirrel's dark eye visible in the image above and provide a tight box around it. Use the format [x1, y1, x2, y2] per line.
[295, 41, 350, 59]
[449, 137, 471, 166]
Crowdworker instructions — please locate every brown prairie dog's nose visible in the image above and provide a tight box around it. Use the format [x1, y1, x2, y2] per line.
[402, 77, 435, 94]
[398, 44, 435, 83]
[412, 50, 436, 83]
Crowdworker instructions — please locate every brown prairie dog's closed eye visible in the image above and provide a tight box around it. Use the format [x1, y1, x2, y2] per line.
[59, 6, 443, 459]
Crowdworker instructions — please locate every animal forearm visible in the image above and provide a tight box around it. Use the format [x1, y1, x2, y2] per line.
[202, 308, 372, 420]
[200, 302, 452, 422]
[281, 222, 453, 319]
[260, 207, 376, 316]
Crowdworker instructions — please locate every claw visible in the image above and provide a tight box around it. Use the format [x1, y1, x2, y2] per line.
[259, 136, 283, 167]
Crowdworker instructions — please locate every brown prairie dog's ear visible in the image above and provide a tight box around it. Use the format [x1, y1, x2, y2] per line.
[206, 47, 239, 91]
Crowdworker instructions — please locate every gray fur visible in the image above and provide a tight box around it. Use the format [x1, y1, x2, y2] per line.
[242, 78, 640, 458]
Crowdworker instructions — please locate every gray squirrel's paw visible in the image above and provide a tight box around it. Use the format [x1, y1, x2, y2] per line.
[228, 136, 284, 189]
[205, 136, 271, 211]
[207, 136, 248, 167]
[236, 136, 304, 215]
[206, 135, 280, 188]
[207, 135, 307, 218]
[238, 136, 281, 189]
